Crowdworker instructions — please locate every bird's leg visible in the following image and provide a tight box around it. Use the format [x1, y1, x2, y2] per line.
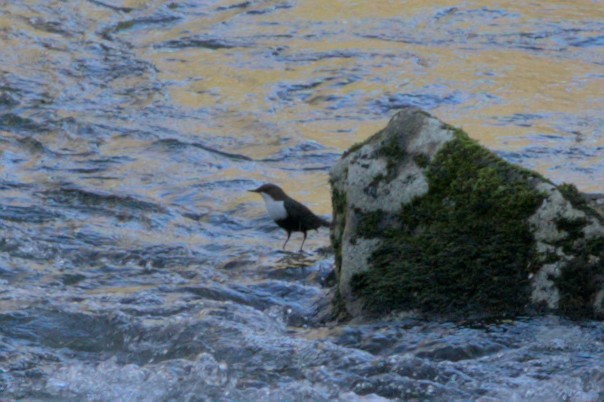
[299, 231, 307, 252]
[282, 231, 291, 250]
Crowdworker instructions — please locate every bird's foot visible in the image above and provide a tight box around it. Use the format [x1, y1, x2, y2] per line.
[297, 248, 311, 255]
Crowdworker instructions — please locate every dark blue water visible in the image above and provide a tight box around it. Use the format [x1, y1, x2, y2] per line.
[0, 1, 602, 400]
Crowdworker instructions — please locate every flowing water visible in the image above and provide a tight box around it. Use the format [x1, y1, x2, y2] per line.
[0, 0, 603, 400]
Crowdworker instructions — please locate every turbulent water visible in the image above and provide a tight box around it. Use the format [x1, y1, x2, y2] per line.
[0, 0, 603, 400]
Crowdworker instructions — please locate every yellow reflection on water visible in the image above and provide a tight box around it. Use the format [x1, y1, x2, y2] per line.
[4, 0, 603, 210]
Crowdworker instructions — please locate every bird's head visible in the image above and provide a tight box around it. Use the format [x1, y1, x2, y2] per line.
[248, 183, 288, 201]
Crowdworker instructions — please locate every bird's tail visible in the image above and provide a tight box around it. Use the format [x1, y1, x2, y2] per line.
[319, 217, 331, 228]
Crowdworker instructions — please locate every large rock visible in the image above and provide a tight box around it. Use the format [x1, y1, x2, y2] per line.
[330, 107, 604, 319]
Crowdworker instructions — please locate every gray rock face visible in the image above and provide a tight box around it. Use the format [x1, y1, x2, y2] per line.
[330, 107, 604, 319]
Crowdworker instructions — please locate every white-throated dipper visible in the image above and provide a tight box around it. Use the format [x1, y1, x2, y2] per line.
[249, 183, 330, 251]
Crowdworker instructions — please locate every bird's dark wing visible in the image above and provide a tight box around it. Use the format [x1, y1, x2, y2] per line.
[284, 198, 329, 231]
[283, 198, 313, 229]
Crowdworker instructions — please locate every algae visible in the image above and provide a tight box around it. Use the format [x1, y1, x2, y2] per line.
[413, 153, 430, 169]
[550, 184, 604, 318]
[356, 209, 386, 238]
[379, 137, 404, 180]
[554, 216, 589, 254]
[330, 185, 354, 318]
[344, 141, 367, 158]
[556, 255, 603, 318]
[331, 187, 347, 276]
[553, 213, 604, 318]
[558, 183, 604, 224]
[350, 128, 546, 316]
[343, 131, 382, 158]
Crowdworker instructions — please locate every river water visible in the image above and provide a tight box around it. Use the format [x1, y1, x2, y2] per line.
[0, 0, 602, 400]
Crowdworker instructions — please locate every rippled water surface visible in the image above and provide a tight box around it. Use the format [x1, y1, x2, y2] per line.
[0, 0, 603, 400]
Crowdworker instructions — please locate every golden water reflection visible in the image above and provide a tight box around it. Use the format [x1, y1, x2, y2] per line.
[2, 0, 602, 213]
[135, 0, 602, 204]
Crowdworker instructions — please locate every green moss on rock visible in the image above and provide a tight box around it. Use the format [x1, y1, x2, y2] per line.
[554, 217, 604, 319]
[558, 183, 604, 224]
[357, 209, 386, 238]
[586, 237, 604, 257]
[413, 153, 430, 169]
[554, 216, 589, 254]
[344, 141, 366, 158]
[556, 256, 604, 319]
[331, 187, 347, 275]
[380, 137, 405, 180]
[343, 131, 382, 158]
[350, 128, 546, 316]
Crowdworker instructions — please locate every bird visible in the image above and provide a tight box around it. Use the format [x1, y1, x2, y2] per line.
[249, 183, 330, 251]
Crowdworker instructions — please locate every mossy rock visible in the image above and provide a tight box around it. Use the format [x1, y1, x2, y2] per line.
[330, 107, 604, 320]
[351, 129, 545, 316]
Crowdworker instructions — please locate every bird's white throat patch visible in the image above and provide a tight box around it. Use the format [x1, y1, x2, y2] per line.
[260, 193, 287, 221]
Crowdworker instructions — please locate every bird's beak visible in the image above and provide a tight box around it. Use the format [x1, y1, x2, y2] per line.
[248, 189, 259, 193]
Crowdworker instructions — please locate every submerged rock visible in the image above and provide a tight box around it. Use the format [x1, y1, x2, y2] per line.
[330, 107, 603, 319]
